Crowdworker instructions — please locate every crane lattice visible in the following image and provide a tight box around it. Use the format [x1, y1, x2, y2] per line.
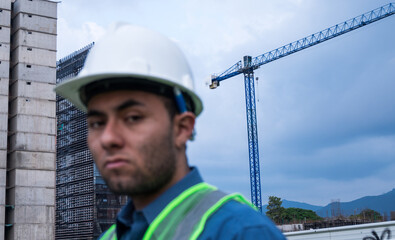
[209, 3, 395, 212]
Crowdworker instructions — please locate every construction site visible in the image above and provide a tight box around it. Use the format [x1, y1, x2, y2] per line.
[0, 0, 394, 239]
[55, 44, 127, 239]
[0, 0, 127, 239]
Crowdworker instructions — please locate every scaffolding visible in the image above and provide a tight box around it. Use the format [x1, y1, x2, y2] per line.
[55, 43, 128, 239]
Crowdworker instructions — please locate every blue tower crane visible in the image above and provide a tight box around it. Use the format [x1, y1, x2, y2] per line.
[209, 3, 395, 212]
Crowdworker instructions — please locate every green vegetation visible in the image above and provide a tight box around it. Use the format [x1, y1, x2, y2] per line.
[283, 208, 322, 222]
[266, 196, 322, 224]
[349, 209, 383, 221]
[266, 196, 285, 224]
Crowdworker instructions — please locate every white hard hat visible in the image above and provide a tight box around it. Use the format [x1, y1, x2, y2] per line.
[55, 23, 203, 116]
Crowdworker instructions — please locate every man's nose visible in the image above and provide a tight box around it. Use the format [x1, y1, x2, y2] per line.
[100, 119, 124, 150]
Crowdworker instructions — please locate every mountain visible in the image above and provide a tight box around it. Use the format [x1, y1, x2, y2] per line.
[262, 200, 323, 213]
[282, 200, 322, 212]
[263, 188, 395, 219]
[315, 188, 395, 218]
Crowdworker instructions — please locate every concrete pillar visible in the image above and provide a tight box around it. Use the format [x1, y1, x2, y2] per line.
[5, 0, 57, 239]
[0, 1, 11, 239]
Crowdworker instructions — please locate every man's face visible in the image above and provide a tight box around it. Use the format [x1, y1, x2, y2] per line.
[86, 90, 177, 196]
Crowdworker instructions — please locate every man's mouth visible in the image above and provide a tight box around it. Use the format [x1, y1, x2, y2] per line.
[104, 158, 129, 169]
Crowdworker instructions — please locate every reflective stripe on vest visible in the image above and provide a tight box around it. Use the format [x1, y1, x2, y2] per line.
[100, 224, 117, 240]
[100, 182, 256, 240]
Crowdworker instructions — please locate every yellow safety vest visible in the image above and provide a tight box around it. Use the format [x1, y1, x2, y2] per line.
[99, 182, 255, 240]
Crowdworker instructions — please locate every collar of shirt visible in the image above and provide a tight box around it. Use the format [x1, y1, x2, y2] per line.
[116, 167, 204, 237]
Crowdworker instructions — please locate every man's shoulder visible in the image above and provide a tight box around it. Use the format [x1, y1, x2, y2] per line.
[199, 199, 286, 240]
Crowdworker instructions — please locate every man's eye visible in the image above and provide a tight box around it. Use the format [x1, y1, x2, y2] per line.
[88, 121, 104, 129]
[126, 115, 142, 123]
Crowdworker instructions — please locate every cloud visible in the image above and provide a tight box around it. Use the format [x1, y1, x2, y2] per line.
[57, 18, 105, 59]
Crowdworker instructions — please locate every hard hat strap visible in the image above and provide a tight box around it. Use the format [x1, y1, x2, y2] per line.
[174, 87, 187, 113]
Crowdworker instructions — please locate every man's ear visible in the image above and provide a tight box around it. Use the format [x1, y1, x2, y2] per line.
[173, 112, 196, 149]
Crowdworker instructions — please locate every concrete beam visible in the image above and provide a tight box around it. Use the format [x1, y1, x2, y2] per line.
[5, 224, 54, 240]
[10, 80, 55, 100]
[0, 78, 9, 95]
[11, 12, 56, 35]
[0, 150, 6, 168]
[7, 206, 54, 224]
[7, 151, 55, 171]
[9, 98, 55, 117]
[0, 9, 10, 27]
[0, 95, 8, 113]
[0, 0, 11, 10]
[0, 169, 5, 187]
[0, 60, 10, 79]
[12, 0, 57, 19]
[0, 186, 4, 205]
[8, 132, 56, 152]
[0, 205, 4, 224]
[0, 43, 10, 61]
[0, 131, 6, 150]
[0, 27, 10, 43]
[7, 169, 54, 188]
[11, 29, 56, 51]
[6, 186, 55, 206]
[11, 46, 56, 67]
[11, 63, 55, 84]
[0, 113, 7, 131]
[9, 115, 56, 135]
[0, 225, 3, 240]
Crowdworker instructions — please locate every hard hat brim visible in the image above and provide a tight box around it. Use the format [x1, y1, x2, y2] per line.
[54, 73, 203, 116]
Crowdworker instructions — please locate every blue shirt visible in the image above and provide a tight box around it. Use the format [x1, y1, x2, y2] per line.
[115, 168, 286, 239]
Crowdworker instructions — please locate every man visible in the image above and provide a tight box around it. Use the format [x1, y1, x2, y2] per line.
[55, 23, 285, 239]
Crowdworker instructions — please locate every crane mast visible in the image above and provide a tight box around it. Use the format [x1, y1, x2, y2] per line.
[209, 3, 395, 212]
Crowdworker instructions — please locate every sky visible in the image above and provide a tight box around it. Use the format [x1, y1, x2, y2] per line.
[57, 0, 395, 206]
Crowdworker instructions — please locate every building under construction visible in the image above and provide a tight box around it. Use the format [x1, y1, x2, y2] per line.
[1, 0, 57, 239]
[55, 44, 128, 239]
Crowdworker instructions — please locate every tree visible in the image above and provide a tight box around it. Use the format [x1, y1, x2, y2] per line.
[350, 209, 383, 222]
[282, 208, 322, 223]
[266, 196, 285, 224]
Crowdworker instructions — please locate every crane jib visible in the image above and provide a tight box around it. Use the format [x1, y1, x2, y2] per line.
[211, 2, 395, 83]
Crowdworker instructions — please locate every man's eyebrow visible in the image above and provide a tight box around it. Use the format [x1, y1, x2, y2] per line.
[115, 99, 144, 112]
[87, 110, 105, 118]
[87, 99, 144, 117]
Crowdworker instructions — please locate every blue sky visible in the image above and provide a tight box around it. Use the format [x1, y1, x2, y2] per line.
[57, 0, 395, 206]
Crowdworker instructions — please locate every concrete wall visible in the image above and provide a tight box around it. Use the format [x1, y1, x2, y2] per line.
[0, 1, 11, 10]
[9, 115, 56, 134]
[0, 62, 10, 79]
[0, 114, 7, 131]
[0, 131, 6, 150]
[0, 9, 11, 27]
[0, 27, 11, 43]
[0, 95, 8, 113]
[10, 63, 55, 83]
[285, 221, 395, 240]
[9, 98, 55, 117]
[11, 29, 56, 51]
[0, 151, 6, 169]
[0, 1, 10, 239]
[11, 46, 56, 67]
[11, 13, 56, 35]
[10, 80, 56, 100]
[5, 224, 53, 240]
[5, 0, 57, 239]
[8, 133, 56, 152]
[0, 43, 9, 61]
[7, 169, 54, 189]
[12, 0, 57, 19]
[7, 151, 55, 171]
